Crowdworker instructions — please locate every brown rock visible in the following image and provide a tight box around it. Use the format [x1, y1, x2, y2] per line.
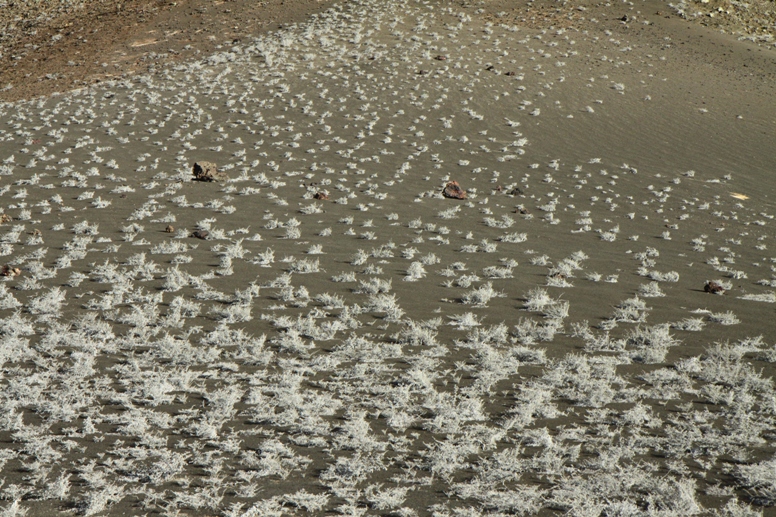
[1, 265, 21, 277]
[0, 214, 12, 224]
[704, 280, 725, 295]
[192, 161, 226, 182]
[191, 230, 209, 240]
[442, 181, 467, 200]
[313, 191, 329, 200]
[165, 225, 175, 233]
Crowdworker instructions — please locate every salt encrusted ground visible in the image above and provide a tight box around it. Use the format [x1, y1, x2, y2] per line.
[1, 0, 776, 516]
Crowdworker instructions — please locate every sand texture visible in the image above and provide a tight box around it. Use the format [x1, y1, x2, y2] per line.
[1, 0, 776, 515]
[0, 0, 341, 102]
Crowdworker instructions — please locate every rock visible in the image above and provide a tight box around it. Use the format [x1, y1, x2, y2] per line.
[0, 214, 12, 224]
[509, 187, 525, 196]
[704, 280, 725, 295]
[1, 265, 21, 277]
[192, 161, 226, 182]
[165, 225, 175, 233]
[191, 230, 209, 239]
[442, 181, 467, 200]
[313, 192, 329, 200]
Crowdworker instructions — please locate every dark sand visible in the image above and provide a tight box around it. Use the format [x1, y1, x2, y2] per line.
[1, 0, 776, 515]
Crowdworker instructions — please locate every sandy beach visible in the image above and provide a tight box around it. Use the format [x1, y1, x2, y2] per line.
[1, 0, 776, 515]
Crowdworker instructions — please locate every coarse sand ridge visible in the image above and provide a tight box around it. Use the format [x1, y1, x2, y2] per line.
[0, 0, 776, 515]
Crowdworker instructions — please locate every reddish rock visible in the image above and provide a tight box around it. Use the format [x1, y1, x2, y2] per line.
[313, 191, 329, 200]
[443, 181, 467, 200]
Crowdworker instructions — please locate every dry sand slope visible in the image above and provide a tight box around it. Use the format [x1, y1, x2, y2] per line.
[1, 0, 776, 515]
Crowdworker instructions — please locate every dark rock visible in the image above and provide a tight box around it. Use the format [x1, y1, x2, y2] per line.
[191, 230, 209, 239]
[313, 192, 329, 200]
[509, 187, 525, 196]
[704, 281, 725, 295]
